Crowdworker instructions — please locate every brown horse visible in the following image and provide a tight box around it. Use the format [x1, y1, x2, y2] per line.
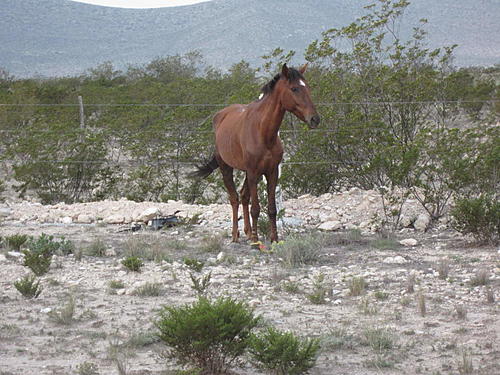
[192, 64, 320, 243]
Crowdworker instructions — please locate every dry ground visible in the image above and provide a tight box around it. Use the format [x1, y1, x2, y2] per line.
[0, 219, 498, 375]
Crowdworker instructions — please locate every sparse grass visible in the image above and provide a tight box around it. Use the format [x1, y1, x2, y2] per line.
[455, 304, 467, 320]
[125, 330, 160, 348]
[49, 295, 76, 325]
[76, 361, 99, 375]
[364, 354, 395, 369]
[374, 290, 389, 300]
[14, 274, 42, 298]
[362, 327, 395, 352]
[359, 297, 378, 315]
[406, 274, 416, 294]
[320, 327, 355, 350]
[121, 256, 143, 272]
[470, 268, 489, 286]
[437, 259, 450, 280]
[131, 282, 165, 297]
[457, 349, 473, 374]
[200, 234, 225, 253]
[0, 324, 21, 339]
[371, 236, 399, 250]
[273, 232, 325, 268]
[282, 281, 301, 294]
[307, 273, 328, 304]
[400, 296, 411, 307]
[108, 280, 125, 289]
[348, 276, 367, 296]
[85, 239, 107, 257]
[417, 292, 426, 317]
[486, 288, 495, 303]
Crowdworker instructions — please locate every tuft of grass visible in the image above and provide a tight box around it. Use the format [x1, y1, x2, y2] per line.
[200, 234, 225, 253]
[437, 259, 450, 280]
[49, 295, 76, 325]
[364, 354, 395, 369]
[359, 297, 378, 315]
[282, 281, 301, 294]
[457, 349, 473, 375]
[85, 239, 107, 257]
[14, 275, 42, 299]
[273, 233, 325, 268]
[108, 280, 125, 289]
[131, 282, 165, 297]
[320, 327, 355, 350]
[406, 274, 416, 294]
[76, 361, 99, 375]
[455, 304, 467, 320]
[362, 327, 395, 352]
[417, 292, 426, 317]
[374, 290, 389, 301]
[470, 268, 489, 286]
[306, 273, 328, 305]
[348, 276, 367, 296]
[486, 288, 495, 303]
[121, 256, 143, 272]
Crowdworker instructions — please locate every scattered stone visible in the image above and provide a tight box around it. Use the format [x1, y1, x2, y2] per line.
[383, 256, 408, 264]
[216, 251, 226, 262]
[104, 214, 126, 224]
[60, 216, 73, 224]
[414, 213, 431, 232]
[400, 238, 418, 247]
[75, 214, 93, 224]
[318, 220, 342, 231]
[136, 207, 161, 223]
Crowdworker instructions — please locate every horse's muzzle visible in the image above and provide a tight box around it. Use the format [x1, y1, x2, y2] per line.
[308, 114, 321, 128]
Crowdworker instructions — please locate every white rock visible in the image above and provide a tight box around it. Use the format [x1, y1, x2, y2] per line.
[399, 238, 418, 247]
[414, 213, 431, 232]
[104, 215, 125, 224]
[60, 216, 73, 224]
[216, 251, 226, 262]
[40, 308, 53, 314]
[0, 254, 6, 262]
[75, 214, 93, 224]
[136, 207, 161, 223]
[383, 256, 408, 264]
[318, 220, 342, 231]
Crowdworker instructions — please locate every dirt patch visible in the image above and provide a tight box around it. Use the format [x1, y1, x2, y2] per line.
[0, 199, 498, 375]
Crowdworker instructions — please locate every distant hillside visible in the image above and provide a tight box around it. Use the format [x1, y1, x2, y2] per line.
[1, 0, 499, 77]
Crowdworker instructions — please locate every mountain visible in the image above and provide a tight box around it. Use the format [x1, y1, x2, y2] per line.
[1, 0, 499, 77]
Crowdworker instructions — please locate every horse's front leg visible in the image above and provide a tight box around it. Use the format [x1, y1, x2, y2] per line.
[239, 176, 252, 239]
[219, 163, 239, 242]
[265, 166, 279, 243]
[246, 172, 261, 243]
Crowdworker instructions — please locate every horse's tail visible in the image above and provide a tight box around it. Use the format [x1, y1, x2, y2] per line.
[189, 155, 219, 179]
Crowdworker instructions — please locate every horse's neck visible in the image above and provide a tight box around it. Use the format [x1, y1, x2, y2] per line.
[257, 94, 285, 144]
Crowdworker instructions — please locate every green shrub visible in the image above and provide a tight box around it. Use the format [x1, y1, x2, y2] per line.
[22, 235, 55, 276]
[183, 257, 204, 272]
[121, 256, 143, 272]
[14, 274, 42, 298]
[249, 327, 320, 375]
[451, 195, 499, 245]
[156, 297, 260, 374]
[5, 234, 30, 251]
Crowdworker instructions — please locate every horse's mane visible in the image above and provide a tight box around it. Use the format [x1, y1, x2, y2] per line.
[260, 67, 304, 97]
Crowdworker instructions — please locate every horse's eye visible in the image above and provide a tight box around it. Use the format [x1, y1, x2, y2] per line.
[291, 87, 299, 93]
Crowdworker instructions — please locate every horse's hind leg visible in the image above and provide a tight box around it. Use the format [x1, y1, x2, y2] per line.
[219, 162, 240, 242]
[240, 176, 252, 239]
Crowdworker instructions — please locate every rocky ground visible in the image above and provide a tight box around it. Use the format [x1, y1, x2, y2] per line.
[0, 190, 498, 375]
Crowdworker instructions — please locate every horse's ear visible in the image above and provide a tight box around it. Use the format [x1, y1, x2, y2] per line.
[299, 63, 308, 74]
[281, 63, 289, 78]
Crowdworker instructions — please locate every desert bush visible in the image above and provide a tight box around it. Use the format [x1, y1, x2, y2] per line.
[200, 234, 225, 253]
[156, 297, 260, 374]
[273, 233, 325, 268]
[14, 274, 42, 298]
[76, 361, 99, 375]
[121, 256, 143, 272]
[5, 233, 30, 251]
[22, 233, 70, 275]
[348, 277, 367, 296]
[49, 295, 76, 325]
[249, 327, 320, 375]
[451, 195, 499, 245]
[189, 272, 211, 296]
[85, 238, 108, 257]
[362, 327, 395, 352]
[306, 273, 328, 305]
[132, 282, 166, 297]
[183, 257, 204, 272]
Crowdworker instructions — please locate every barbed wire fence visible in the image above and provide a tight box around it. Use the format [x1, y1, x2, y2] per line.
[0, 98, 498, 203]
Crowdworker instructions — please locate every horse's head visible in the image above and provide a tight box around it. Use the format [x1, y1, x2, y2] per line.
[278, 64, 320, 128]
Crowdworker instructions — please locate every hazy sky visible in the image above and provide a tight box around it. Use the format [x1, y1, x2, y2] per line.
[70, 0, 212, 8]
